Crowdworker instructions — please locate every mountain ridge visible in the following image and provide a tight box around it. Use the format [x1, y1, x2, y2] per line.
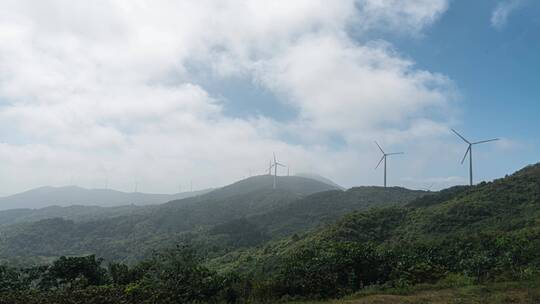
[0, 174, 344, 263]
[0, 185, 212, 210]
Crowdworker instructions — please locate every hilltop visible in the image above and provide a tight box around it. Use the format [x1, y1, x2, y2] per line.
[0, 186, 211, 210]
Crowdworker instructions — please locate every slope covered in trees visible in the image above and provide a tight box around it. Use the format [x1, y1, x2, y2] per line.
[0, 175, 346, 263]
[0, 164, 539, 303]
[207, 163, 540, 299]
[249, 186, 426, 238]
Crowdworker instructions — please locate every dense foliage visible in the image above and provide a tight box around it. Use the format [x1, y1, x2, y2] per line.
[0, 164, 538, 302]
[0, 246, 246, 304]
[207, 164, 540, 299]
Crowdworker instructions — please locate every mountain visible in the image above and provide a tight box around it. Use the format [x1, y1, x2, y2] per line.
[198, 174, 340, 199]
[0, 186, 212, 210]
[2, 165, 538, 301]
[210, 163, 540, 286]
[0, 205, 151, 227]
[0, 175, 341, 263]
[0, 166, 537, 304]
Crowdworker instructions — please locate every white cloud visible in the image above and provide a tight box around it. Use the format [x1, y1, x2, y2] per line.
[0, 0, 470, 195]
[255, 34, 452, 141]
[354, 0, 448, 34]
[491, 0, 526, 29]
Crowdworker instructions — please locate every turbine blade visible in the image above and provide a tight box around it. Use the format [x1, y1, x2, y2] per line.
[386, 152, 404, 156]
[451, 129, 471, 144]
[273, 153, 276, 163]
[461, 146, 471, 164]
[375, 155, 385, 169]
[374, 141, 385, 154]
[473, 138, 499, 145]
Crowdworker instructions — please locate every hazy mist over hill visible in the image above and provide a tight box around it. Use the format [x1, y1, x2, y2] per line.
[0, 186, 211, 210]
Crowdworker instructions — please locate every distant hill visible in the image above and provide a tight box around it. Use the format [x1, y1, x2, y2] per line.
[0, 186, 212, 210]
[195, 174, 340, 200]
[0, 174, 340, 263]
[0, 205, 151, 227]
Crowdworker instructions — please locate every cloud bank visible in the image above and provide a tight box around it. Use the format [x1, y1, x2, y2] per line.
[0, 0, 460, 194]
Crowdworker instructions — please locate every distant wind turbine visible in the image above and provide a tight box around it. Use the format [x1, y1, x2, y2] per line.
[267, 160, 273, 175]
[101, 165, 110, 190]
[451, 129, 499, 186]
[272, 153, 286, 189]
[375, 141, 404, 188]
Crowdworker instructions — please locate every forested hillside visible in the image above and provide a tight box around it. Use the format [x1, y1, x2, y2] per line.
[0, 164, 538, 303]
[249, 186, 425, 237]
[0, 175, 345, 263]
[207, 163, 540, 299]
[0, 205, 151, 227]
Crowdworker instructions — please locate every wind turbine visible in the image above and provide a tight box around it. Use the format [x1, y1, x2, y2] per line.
[375, 141, 404, 188]
[272, 153, 286, 189]
[100, 164, 110, 190]
[451, 129, 499, 186]
[267, 160, 273, 175]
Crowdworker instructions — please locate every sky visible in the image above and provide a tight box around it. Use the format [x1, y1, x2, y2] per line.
[0, 0, 538, 195]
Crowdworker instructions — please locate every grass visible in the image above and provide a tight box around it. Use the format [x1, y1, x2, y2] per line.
[287, 280, 540, 304]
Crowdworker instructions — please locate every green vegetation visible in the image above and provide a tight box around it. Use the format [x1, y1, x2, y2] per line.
[206, 164, 540, 300]
[0, 176, 416, 264]
[0, 164, 539, 303]
[0, 247, 243, 304]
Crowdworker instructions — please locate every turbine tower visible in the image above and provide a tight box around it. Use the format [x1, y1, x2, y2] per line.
[272, 153, 286, 189]
[375, 141, 404, 188]
[451, 129, 499, 186]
